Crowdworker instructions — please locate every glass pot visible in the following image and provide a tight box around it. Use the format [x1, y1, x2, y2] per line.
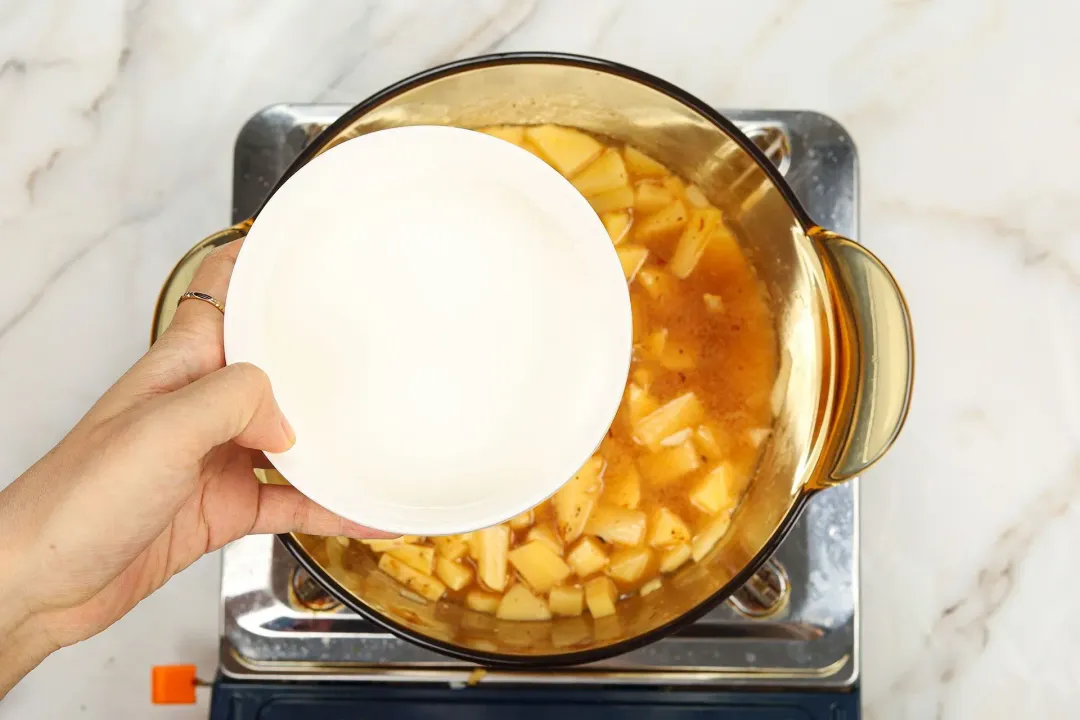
[151, 53, 913, 665]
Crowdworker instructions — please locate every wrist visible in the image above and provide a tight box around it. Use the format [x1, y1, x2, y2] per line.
[0, 601, 58, 697]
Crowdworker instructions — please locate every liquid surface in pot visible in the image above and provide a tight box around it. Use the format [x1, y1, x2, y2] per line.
[298, 124, 777, 622]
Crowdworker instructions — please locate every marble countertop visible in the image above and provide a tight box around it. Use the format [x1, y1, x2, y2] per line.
[1, 1, 1078, 718]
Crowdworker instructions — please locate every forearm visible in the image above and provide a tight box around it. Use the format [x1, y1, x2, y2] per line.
[0, 609, 56, 697]
[0, 478, 58, 696]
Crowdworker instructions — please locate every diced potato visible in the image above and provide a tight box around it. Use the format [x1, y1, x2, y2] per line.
[509, 510, 534, 531]
[435, 557, 474, 591]
[635, 267, 674, 301]
[691, 513, 733, 562]
[508, 541, 572, 593]
[585, 505, 647, 546]
[465, 589, 501, 614]
[588, 185, 635, 214]
[747, 428, 772, 448]
[631, 366, 655, 389]
[525, 124, 603, 177]
[525, 524, 564, 556]
[633, 199, 688, 245]
[626, 383, 659, 427]
[633, 392, 706, 450]
[634, 182, 675, 214]
[387, 544, 436, 575]
[496, 584, 552, 621]
[640, 577, 663, 596]
[642, 328, 667, 356]
[566, 537, 609, 578]
[661, 175, 687, 199]
[602, 465, 642, 510]
[478, 125, 525, 146]
[638, 439, 702, 487]
[431, 535, 470, 562]
[693, 424, 727, 462]
[601, 210, 632, 245]
[476, 525, 510, 592]
[573, 148, 629, 196]
[685, 184, 709, 208]
[378, 554, 446, 602]
[703, 293, 725, 313]
[690, 464, 740, 515]
[361, 537, 409, 553]
[661, 431, 695, 451]
[605, 547, 653, 584]
[616, 244, 649, 282]
[554, 455, 605, 543]
[623, 146, 668, 177]
[465, 532, 482, 562]
[659, 542, 692, 573]
[648, 507, 692, 548]
[548, 585, 585, 617]
[670, 207, 723, 279]
[584, 576, 618, 619]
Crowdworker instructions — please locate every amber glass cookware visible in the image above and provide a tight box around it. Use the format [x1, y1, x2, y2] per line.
[151, 53, 913, 665]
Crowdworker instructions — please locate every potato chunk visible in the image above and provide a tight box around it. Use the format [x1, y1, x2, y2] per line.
[508, 541, 572, 593]
[634, 181, 676, 214]
[633, 199, 688, 244]
[525, 524, 564, 556]
[602, 465, 642, 510]
[387, 544, 435, 575]
[525, 124, 603, 177]
[638, 439, 702, 487]
[648, 507, 692, 548]
[588, 185, 635, 214]
[378, 554, 446, 602]
[692, 513, 733, 562]
[478, 125, 525, 146]
[435, 557, 474, 591]
[508, 510, 534, 530]
[658, 542, 692, 573]
[585, 505, 647, 546]
[554, 455, 604, 543]
[616, 244, 649, 282]
[496, 584, 552, 621]
[548, 585, 585, 617]
[566, 536, 609, 578]
[690, 463, 741, 515]
[601, 210, 632, 245]
[670, 207, 723, 279]
[623, 146, 668, 177]
[640, 577, 663, 596]
[573, 148, 629, 196]
[625, 383, 659, 427]
[584, 576, 618, 619]
[476, 524, 510, 592]
[633, 392, 706, 450]
[605, 547, 653, 584]
[635, 266, 674, 301]
[431, 535, 469, 562]
[465, 589, 501, 614]
[362, 537, 410, 553]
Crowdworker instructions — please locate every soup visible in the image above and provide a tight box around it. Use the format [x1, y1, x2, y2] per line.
[304, 124, 776, 621]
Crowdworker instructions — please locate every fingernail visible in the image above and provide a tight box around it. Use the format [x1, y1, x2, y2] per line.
[280, 416, 296, 449]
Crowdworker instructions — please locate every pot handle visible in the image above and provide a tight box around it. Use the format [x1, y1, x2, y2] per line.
[150, 220, 252, 345]
[813, 230, 914, 483]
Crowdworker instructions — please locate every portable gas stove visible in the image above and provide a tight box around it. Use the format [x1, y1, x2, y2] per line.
[208, 106, 861, 719]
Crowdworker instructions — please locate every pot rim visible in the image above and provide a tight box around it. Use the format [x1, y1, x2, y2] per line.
[272, 51, 824, 667]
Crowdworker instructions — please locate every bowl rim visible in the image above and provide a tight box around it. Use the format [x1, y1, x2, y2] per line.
[272, 51, 823, 667]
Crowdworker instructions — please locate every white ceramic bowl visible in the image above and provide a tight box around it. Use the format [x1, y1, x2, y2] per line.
[224, 126, 632, 535]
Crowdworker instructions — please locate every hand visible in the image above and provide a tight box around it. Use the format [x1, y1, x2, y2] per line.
[0, 240, 387, 695]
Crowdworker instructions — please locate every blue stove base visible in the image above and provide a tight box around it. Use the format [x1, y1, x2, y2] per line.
[210, 677, 859, 719]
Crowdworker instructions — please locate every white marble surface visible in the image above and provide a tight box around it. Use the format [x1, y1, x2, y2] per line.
[1, 0, 1078, 717]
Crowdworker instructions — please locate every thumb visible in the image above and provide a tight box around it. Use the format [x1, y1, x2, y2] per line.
[148, 362, 295, 458]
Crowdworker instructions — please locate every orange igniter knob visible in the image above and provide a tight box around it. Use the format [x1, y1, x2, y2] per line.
[151, 664, 198, 704]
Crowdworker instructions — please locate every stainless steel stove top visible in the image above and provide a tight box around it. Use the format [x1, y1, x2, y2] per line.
[220, 106, 859, 689]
